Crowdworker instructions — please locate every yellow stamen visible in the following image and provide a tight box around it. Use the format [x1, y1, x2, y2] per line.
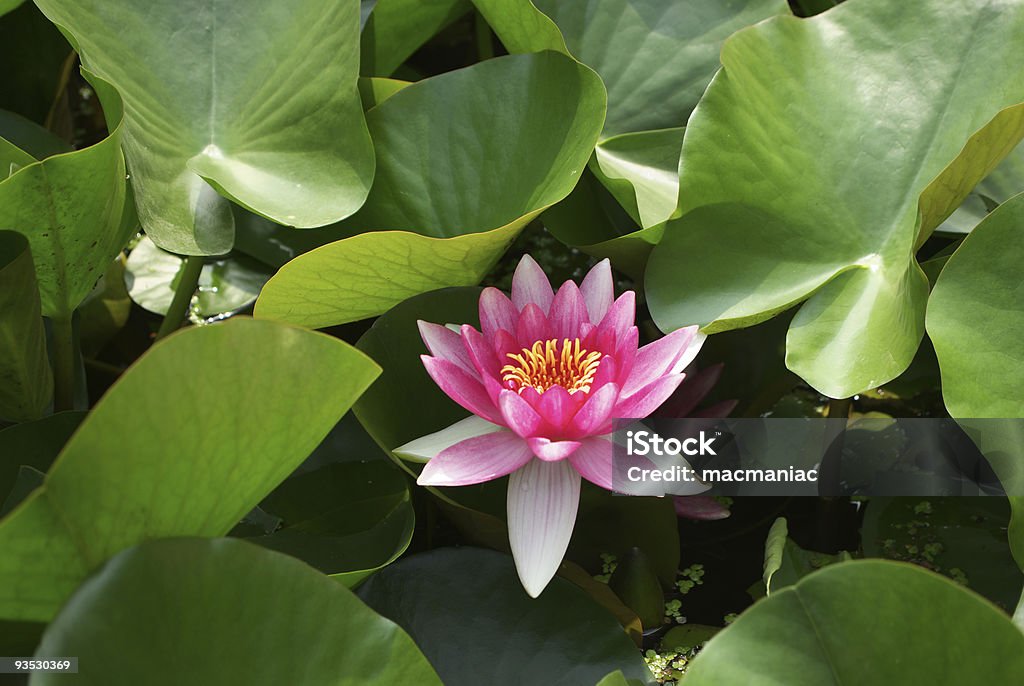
[501, 338, 603, 395]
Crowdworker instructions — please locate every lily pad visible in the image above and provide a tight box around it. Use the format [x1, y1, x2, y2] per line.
[359, 547, 654, 686]
[647, 0, 1024, 398]
[257, 51, 604, 328]
[32, 538, 441, 685]
[683, 560, 1024, 684]
[0, 317, 380, 622]
[360, 0, 471, 76]
[33, 0, 375, 255]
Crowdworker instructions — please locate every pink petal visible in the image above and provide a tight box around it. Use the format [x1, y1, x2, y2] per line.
[580, 259, 613, 324]
[423, 356, 502, 424]
[622, 326, 699, 397]
[595, 291, 636, 345]
[460, 324, 501, 378]
[673, 495, 731, 521]
[418, 321, 477, 378]
[417, 431, 533, 486]
[507, 458, 581, 597]
[498, 390, 543, 438]
[549, 281, 589, 340]
[516, 303, 550, 348]
[568, 436, 615, 490]
[537, 386, 577, 431]
[479, 287, 518, 340]
[570, 383, 618, 437]
[512, 255, 554, 314]
[614, 374, 687, 419]
[527, 437, 582, 461]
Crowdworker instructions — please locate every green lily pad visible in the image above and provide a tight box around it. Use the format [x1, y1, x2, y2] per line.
[359, 547, 654, 685]
[256, 52, 604, 328]
[0, 231, 52, 421]
[125, 235, 272, 319]
[647, 0, 1024, 398]
[938, 142, 1024, 233]
[33, 0, 375, 255]
[0, 317, 380, 622]
[683, 560, 1024, 684]
[32, 538, 441, 685]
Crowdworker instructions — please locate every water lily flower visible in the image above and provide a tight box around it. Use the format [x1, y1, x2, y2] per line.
[395, 255, 705, 597]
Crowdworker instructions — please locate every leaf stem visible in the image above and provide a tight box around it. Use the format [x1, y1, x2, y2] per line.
[51, 314, 76, 413]
[826, 396, 852, 419]
[474, 12, 494, 61]
[155, 255, 204, 341]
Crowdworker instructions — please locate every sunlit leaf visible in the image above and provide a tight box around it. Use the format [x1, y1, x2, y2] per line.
[32, 538, 442, 685]
[683, 561, 1024, 684]
[33, 0, 375, 255]
[256, 52, 604, 328]
[0, 317, 380, 622]
[648, 0, 1024, 398]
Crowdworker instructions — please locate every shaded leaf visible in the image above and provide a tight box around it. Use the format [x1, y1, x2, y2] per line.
[359, 547, 654, 685]
[361, 0, 471, 77]
[0, 232, 52, 420]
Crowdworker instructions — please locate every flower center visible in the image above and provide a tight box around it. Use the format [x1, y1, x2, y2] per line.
[501, 338, 602, 396]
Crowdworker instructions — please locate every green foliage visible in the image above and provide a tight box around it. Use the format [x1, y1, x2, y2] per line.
[647, 0, 1024, 398]
[33, 0, 375, 255]
[32, 538, 441, 685]
[683, 561, 1024, 684]
[0, 232, 51, 420]
[358, 547, 654, 685]
[0, 318, 379, 622]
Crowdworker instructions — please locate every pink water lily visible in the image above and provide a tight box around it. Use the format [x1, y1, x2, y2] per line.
[395, 255, 705, 596]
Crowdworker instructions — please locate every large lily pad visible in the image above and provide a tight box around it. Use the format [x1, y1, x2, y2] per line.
[32, 538, 441, 686]
[33, 0, 375, 255]
[0, 232, 51, 420]
[0, 75, 129, 318]
[359, 547, 653, 685]
[683, 560, 1024, 684]
[0, 317, 380, 622]
[647, 0, 1024, 398]
[255, 52, 604, 328]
